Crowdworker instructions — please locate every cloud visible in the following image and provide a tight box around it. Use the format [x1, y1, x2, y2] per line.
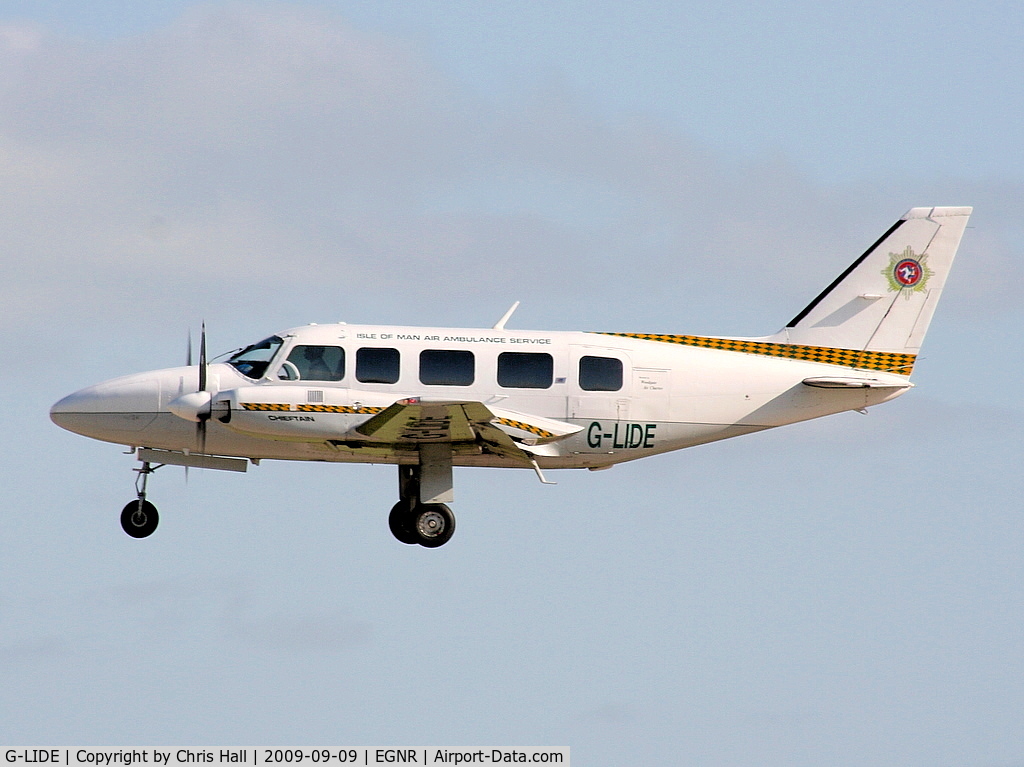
[0, 574, 372, 669]
[0, 6, 452, 278]
[227, 614, 373, 653]
[0, 2, 1019, 343]
[0, 636, 70, 664]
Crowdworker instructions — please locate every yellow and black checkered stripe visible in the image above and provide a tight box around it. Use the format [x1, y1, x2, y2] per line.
[241, 403, 386, 414]
[296, 404, 385, 414]
[497, 417, 556, 440]
[241, 402, 292, 412]
[595, 332, 916, 374]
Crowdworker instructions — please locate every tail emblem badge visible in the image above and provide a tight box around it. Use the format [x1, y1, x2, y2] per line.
[883, 247, 933, 296]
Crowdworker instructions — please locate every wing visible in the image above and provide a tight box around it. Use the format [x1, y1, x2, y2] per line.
[353, 398, 581, 463]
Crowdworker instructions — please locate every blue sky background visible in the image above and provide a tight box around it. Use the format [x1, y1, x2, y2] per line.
[2, 2, 1022, 764]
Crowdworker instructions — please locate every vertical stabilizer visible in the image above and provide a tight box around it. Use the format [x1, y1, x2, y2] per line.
[774, 207, 971, 364]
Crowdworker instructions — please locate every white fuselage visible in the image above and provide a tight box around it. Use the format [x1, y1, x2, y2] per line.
[51, 322, 910, 471]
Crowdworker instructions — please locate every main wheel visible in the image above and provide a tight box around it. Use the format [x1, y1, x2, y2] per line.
[388, 502, 419, 544]
[120, 500, 159, 538]
[412, 503, 455, 548]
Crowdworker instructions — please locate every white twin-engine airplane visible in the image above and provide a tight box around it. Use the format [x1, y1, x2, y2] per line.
[51, 207, 971, 547]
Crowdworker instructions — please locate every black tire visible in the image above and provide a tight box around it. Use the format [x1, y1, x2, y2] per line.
[413, 503, 455, 548]
[388, 502, 419, 544]
[120, 500, 159, 538]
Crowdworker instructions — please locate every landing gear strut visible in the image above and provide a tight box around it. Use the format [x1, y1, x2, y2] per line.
[389, 464, 456, 547]
[120, 460, 160, 538]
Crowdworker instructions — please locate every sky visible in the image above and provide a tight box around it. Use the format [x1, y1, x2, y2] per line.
[2, 1, 1023, 763]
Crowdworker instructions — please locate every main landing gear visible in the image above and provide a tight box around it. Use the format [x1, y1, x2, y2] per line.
[120, 460, 160, 538]
[388, 464, 456, 548]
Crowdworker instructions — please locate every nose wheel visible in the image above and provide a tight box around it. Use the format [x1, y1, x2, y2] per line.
[121, 500, 159, 538]
[120, 459, 161, 538]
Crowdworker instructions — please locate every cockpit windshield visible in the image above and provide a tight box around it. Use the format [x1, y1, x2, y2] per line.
[227, 336, 283, 380]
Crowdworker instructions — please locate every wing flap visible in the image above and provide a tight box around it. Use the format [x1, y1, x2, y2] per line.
[488, 406, 584, 445]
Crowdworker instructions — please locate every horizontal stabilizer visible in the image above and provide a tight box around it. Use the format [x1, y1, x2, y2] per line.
[802, 376, 914, 390]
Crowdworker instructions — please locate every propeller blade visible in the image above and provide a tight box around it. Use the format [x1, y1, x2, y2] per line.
[186, 329, 193, 367]
[197, 322, 208, 453]
[198, 322, 208, 393]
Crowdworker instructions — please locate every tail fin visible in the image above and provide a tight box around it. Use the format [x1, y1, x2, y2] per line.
[772, 207, 971, 367]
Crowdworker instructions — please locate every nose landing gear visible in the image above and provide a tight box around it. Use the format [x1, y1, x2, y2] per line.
[120, 460, 161, 538]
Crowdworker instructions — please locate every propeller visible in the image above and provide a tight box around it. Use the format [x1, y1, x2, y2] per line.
[168, 322, 213, 454]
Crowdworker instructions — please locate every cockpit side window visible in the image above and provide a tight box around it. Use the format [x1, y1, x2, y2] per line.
[227, 336, 284, 380]
[280, 345, 345, 382]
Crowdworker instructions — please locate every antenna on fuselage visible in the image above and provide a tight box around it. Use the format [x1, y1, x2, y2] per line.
[493, 301, 520, 330]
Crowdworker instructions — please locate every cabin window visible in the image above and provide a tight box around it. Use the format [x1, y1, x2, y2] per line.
[227, 336, 283, 380]
[419, 349, 475, 386]
[579, 355, 623, 391]
[498, 352, 553, 389]
[280, 345, 345, 382]
[356, 347, 400, 383]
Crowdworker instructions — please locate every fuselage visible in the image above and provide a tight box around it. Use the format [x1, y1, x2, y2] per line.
[50, 322, 911, 471]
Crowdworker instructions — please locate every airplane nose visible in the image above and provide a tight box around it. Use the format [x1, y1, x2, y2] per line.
[50, 374, 161, 441]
